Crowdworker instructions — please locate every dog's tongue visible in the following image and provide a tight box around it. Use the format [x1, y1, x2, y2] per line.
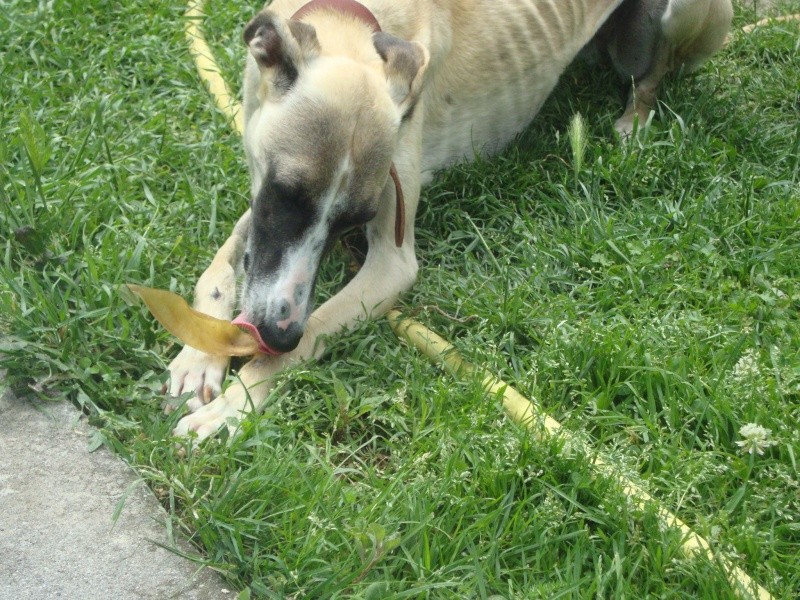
[232, 314, 281, 356]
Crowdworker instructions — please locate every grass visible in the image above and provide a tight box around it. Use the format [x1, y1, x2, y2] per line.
[2, 0, 799, 597]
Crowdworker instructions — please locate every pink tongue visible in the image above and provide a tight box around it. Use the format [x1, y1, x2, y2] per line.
[231, 314, 281, 356]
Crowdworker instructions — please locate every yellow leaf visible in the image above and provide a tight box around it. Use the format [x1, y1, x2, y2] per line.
[127, 284, 259, 356]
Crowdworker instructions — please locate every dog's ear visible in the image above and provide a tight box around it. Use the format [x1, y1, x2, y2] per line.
[243, 11, 319, 93]
[373, 33, 430, 118]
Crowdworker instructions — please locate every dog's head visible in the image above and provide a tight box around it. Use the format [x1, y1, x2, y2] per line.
[234, 10, 428, 354]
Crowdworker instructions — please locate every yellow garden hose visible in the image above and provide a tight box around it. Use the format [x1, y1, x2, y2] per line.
[741, 13, 800, 34]
[385, 311, 771, 600]
[186, 0, 244, 134]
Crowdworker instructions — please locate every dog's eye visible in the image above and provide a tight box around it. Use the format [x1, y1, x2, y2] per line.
[243, 252, 251, 272]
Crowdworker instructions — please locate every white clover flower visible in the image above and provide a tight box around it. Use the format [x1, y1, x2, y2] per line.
[732, 350, 760, 383]
[736, 423, 777, 456]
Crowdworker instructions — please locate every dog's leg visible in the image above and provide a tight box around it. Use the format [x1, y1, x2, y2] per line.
[165, 210, 250, 412]
[173, 155, 422, 441]
[608, 0, 732, 136]
[660, 0, 733, 71]
[171, 353, 278, 438]
[614, 41, 671, 136]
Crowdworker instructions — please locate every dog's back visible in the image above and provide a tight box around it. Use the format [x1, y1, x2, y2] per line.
[419, 0, 625, 172]
[413, 0, 731, 171]
[259, 0, 731, 170]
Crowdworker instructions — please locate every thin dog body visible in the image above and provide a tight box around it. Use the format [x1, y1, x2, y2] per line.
[167, 0, 732, 439]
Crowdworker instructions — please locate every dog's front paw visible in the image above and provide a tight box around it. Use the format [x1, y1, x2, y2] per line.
[172, 394, 243, 442]
[615, 104, 653, 138]
[171, 358, 278, 444]
[164, 346, 229, 413]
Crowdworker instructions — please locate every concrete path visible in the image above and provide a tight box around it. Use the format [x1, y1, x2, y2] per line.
[0, 386, 231, 599]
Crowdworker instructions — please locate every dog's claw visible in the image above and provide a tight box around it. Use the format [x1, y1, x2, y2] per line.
[202, 384, 215, 404]
[164, 346, 229, 414]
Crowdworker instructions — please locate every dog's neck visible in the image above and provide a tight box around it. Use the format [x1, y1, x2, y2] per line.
[290, 0, 406, 247]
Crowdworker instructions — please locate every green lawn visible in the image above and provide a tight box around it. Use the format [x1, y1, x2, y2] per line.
[2, 1, 798, 598]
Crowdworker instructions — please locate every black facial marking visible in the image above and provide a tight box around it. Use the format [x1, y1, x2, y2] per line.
[211, 287, 221, 301]
[248, 170, 316, 276]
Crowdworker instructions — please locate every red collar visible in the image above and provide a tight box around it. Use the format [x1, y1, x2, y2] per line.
[291, 0, 405, 247]
[292, 0, 382, 33]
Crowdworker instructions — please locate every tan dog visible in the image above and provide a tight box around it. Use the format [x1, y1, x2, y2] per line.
[166, 0, 732, 440]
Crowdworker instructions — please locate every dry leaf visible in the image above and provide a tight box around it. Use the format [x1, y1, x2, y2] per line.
[127, 284, 260, 356]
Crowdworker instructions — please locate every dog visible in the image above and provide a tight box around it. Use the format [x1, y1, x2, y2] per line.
[165, 0, 732, 440]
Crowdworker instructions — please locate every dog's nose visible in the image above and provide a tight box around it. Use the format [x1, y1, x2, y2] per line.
[256, 321, 303, 354]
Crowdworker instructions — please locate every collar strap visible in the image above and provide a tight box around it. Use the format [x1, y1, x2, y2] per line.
[389, 164, 405, 247]
[291, 0, 406, 247]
